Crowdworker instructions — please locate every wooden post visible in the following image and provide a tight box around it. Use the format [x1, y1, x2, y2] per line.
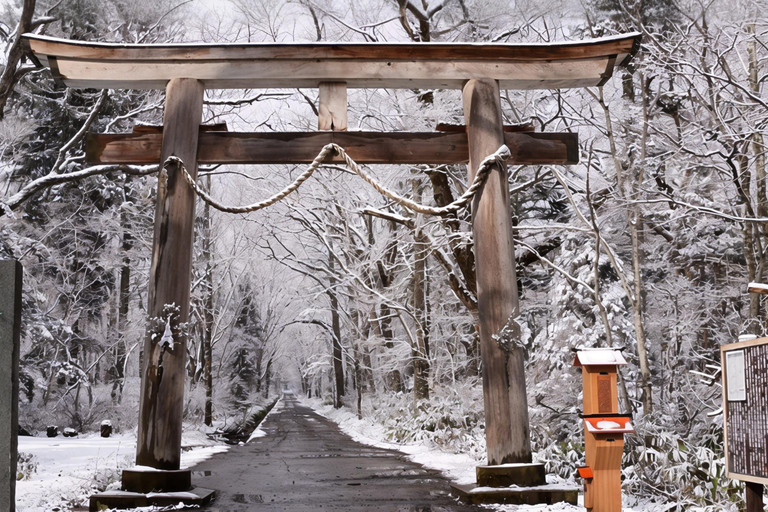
[318, 82, 347, 131]
[136, 78, 204, 470]
[463, 79, 531, 465]
[746, 482, 764, 512]
[575, 350, 632, 512]
[0, 260, 21, 512]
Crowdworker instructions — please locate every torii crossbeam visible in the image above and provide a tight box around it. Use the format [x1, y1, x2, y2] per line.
[22, 32, 640, 510]
[23, 34, 637, 90]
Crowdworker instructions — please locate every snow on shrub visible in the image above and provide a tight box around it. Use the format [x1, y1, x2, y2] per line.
[367, 378, 486, 461]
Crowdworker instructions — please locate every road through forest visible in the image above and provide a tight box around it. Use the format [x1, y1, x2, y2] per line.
[191, 393, 481, 511]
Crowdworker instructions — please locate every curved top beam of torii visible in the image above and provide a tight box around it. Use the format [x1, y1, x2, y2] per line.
[21, 32, 640, 91]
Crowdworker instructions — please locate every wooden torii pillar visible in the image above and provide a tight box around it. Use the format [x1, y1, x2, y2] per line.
[136, 78, 204, 471]
[22, 32, 640, 510]
[464, 78, 531, 465]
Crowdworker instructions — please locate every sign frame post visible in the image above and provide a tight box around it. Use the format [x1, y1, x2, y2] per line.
[0, 260, 22, 512]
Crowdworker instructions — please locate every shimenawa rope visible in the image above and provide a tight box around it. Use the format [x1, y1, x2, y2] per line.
[162, 142, 511, 216]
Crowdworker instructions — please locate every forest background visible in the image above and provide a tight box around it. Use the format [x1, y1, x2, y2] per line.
[1, 0, 765, 509]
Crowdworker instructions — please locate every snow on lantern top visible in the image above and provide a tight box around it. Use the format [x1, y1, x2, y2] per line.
[748, 282, 768, 294]
[573, 348, 627, 367]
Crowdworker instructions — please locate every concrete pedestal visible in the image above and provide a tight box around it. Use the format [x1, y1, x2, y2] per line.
[0, 261, 22, 512]
[451, 463, 579, 506]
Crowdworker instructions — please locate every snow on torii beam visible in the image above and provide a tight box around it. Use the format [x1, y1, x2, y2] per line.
[21, 33, 640, 91]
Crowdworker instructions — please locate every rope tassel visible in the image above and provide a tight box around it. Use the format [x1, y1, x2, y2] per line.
[163, 143, 511, 216]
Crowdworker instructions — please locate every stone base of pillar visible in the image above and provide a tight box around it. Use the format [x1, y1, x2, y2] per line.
[89, 468, 215, 511]
[451, 463, 578, 506]
[122, 468, 192, 493]
[89, 487, 216, 512]
[477, 462, 546, 487]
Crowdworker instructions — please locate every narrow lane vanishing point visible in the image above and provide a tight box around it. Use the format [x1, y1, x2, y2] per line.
[191, 393, 482, 511]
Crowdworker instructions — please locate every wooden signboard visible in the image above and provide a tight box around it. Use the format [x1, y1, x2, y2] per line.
[722, 336, 768, 485]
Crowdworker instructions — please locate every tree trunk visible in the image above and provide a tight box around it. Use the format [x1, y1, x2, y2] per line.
[113, 192, 132, 403]
[354, 350, 363, 419]
[748, 22, 767, 334]
[411, 185, 430, 401]
[328, 249, 345, 407]
[379, 303, 395, 348]
[202, 176, 215, 427]
[466, 325, 480, 377]
[630, 208, 653, 415]
[375, 222, 399, 349]
[463, 79, 531, 465]
[363, 347, 375, 393]
[264, 358, 272, 399]
[600, 86, 653, 417]
[0, 0, 35, 119]
[258, 347, 266, 393]
[136, 78, 204, 470]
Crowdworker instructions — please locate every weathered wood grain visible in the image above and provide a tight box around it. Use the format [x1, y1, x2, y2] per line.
[131, 123, 227, 134]
[136, 78, 203, 470]
[21, 33, 641, 90]
[435, 123, 535, 133]
[23, 33, 641, 62]
[584, 431, 624, 512]
[85, 131, 578, 166]
[27, 58, 613, 90]
[318, 82, 347, 131]
[464, 79, 531, 465]
[581, 366, 619, 416]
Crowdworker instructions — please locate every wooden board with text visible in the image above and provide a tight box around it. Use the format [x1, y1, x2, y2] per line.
[722, 336, 768, 485]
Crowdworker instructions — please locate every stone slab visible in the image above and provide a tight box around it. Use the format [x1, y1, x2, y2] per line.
[476, 462, 546, 487]
[122, 468, 192, 492]
[450, 482, 579, 506]
[89, 487, 215, 511]
[0, 260, 22, 512]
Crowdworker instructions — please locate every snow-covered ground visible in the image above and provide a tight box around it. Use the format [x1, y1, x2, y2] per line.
[11, 397, 721, 512]
[15, 429, 228, 511]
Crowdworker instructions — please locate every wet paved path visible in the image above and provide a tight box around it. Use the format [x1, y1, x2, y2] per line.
[191, 393, 481, 511]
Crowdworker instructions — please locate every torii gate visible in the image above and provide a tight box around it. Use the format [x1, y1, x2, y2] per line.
[22, 32, 639, 509]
